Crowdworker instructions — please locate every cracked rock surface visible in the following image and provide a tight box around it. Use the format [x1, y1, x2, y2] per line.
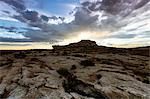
[0, 42, 150, 99]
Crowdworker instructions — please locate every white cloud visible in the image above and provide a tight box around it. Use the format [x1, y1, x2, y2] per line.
[63, 15, 75, 23]
[61, 3, 78, 10]
[0, 1, 19, 22]
[0, 30, 28, 39]
[0, 0, 149, 48]
[0, 17, 19, 22]
[48, 19, 63, 25]
[80, 0, 102, 3]
[0, 1, 19, 16]
[110, 2, 150, 37]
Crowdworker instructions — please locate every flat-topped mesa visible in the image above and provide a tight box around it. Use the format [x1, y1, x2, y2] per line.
[67, 40, 98, 47]
[52, 40, 98, 52]
[52, 40, 149, 55]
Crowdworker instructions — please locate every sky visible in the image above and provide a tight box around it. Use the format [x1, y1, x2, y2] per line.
[0, 0, 150, 50]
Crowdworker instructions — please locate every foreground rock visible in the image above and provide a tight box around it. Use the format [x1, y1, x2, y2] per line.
[0, 40, 150, 99]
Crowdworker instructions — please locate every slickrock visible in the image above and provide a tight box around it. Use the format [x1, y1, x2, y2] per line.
[0, 40, 150, 99]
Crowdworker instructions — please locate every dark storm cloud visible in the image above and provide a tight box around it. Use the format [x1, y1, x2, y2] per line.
[0, 37, 32, 42]
[0, 0, 26, 11]
[0, 0, 57, 29]
[0, 0, 90, 40]
[0, 0, 150, 44]
[0, 26, 16, 31]
[49, 16, 58, 20]
[73, 7, 98, 26]
[81, 0, 149, 15]
[13, 10, 66, 34]
[100, 0, 124, 15]
[13, 10, 46, 26]
[81, 0, 150, 31]
[134, 0, 149, 9]
[41, 15, 49, 22]
[49, 16, 65, 21]
[16, 11, 65, 26]
[0, 43, 31, 46]
[23, 30, 53, 42]
[23, 23, 78, 42]
[0, 26, 30, 33]
[22, 10, 39, 22]
[81, 1, 101, 11]
[2, 10, 10, 14]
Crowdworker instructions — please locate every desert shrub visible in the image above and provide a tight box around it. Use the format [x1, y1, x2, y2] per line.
[80, 60, 95, 66]
[71, 65, 77, 70]
[63, 76, 78, 93]
[57, 68, 77, 92]
[14, 52, 26, 59]
[57, 68, 71, 77]
[143, 77, 150, 84]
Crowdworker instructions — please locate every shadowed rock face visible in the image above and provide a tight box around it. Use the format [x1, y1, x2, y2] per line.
[0, 40, 150, 99]
[52, 40, 98, 53]
[68, 40, 98, 47]
[52, 40, 150, 56]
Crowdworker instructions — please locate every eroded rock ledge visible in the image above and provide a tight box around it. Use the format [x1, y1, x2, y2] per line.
[0, 40, 150, 99]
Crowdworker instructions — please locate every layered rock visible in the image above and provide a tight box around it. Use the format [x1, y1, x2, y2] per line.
[0, 40, 150, 99]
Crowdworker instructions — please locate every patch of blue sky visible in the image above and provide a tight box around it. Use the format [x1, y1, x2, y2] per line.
[0, 19, 41, 32]
[0, 29, 28, 39]
[0, 19, 27, 28]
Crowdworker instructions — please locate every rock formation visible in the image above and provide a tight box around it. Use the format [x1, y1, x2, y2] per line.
[52, 40, 99, 53]
[0, 40, 150, 99]
[52, 40, 149, 56]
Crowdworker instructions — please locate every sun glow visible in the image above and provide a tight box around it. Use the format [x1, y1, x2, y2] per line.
[79, 32, 92, 40]
[55, 31, 108, 45]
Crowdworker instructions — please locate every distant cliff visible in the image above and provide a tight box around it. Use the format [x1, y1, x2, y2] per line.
[52, 40, 99, 53]
[52, 40, 150, 56]
[53, 40, 97, 48]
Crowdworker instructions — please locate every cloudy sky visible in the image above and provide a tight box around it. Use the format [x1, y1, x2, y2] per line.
[0, 0, 150, 49]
